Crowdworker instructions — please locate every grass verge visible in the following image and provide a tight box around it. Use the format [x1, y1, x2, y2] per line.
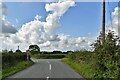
[2, 60, 34, 79]
[61, 58, 95, 79]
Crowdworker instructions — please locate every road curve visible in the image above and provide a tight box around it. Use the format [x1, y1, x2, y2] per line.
[6, 59, 84, 80]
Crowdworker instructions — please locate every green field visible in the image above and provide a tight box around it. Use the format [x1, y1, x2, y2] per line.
[32, 54, 67, 59]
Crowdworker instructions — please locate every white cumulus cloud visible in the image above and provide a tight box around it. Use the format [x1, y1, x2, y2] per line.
[43, 0, 75, 34]
[1, 0, 97, 51]
[108, 7, 120, 37]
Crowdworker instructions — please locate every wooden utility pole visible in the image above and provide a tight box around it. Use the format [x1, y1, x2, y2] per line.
[27, 51, 29, 61]
[102, 0, 105, 44]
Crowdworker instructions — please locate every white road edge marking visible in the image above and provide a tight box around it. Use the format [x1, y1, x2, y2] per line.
[46, 76, 49, 80]
[49, 64, 51, 70]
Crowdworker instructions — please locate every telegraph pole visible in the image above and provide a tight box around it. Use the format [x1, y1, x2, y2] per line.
[102, 0, 105, 44]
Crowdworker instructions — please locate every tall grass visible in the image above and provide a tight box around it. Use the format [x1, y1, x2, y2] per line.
[61, 58, 95, 78]
[2, 61, 34, 79]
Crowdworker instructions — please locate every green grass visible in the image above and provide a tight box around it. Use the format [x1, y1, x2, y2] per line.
[2, 60, 34, 79]
[0, 71, 2, 80]
[61, 58, 95, 79]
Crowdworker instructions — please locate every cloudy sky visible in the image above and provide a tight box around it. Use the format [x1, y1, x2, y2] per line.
[0, 0, 119, 52]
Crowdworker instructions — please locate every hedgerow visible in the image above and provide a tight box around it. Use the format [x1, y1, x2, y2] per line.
[67, 31, 120, 78]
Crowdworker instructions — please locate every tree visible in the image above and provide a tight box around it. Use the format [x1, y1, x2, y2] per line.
[15, 49, 22, 53]
[8, 49, 14, 54]
[28, 45, 40, 55]
[15, 46, 22, 54]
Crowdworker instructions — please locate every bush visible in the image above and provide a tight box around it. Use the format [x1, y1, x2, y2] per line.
[67, 51, 93, 63]
[2, 51, 33, 79]
[65, 31, 120, 78]
[2, 52, 27, 70]
[93, 31, 120, 78]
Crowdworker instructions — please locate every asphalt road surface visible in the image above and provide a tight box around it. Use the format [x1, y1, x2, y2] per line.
[6, 59, 84, 80]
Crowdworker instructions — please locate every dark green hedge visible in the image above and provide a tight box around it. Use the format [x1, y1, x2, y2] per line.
[32, 54, 66, 59]
[2, 53, 28, 69]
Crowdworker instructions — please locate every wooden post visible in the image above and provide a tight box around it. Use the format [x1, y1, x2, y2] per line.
[102, 0, 105, 44]
[27, 50, 29, 61]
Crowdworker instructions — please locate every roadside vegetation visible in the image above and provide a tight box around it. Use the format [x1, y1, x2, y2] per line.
[2, 60, 33, 79]
[29, 45, 69, 59]
[61, 57, 94, 78]
[2, 49, 34, 79]
[62, 31, 120, 79]
[2, 44, 69, 79]
[2, 31, 120, 79]
[61, 51, 95, 79]
[32, 54, 66, 59]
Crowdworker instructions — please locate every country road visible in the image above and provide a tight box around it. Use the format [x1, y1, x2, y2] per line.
[6, 59, 84, 80]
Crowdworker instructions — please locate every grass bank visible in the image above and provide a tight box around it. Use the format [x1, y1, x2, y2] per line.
[61, 58, 95, 79]
[2, 60, 34, 79]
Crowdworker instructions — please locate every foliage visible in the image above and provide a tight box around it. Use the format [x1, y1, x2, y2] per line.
[67, 51, 93, 63]
[8, 50, 14, 54]
[61, 58, 95, 78]
[2, 53, 27, 68]
[2, 61, 34, 79]
[2, 50, 34, 79]
[93, 31, 120, 78]
[32, 54, 66, 59]
[28, 45, 40, 55]
[15, 50, 22, 54]
[64, 31, 120, 79]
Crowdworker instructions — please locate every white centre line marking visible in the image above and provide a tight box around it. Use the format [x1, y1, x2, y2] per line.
[49, 64, 51, 70]
[46, 61, 50, 63]
[46, 76, 49, 80]
[36, 60, 38, 62]
[46, 61, 51, 70]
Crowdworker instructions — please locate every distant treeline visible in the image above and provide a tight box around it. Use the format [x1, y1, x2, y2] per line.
[32, 54, 67, 59]
[2, 49, 73, 54]
[40, 51, 73, 54]
[2, 44, 74, 63]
